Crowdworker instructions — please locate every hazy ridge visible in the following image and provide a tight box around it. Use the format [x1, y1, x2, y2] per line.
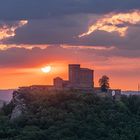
[0, 89, 13, 102]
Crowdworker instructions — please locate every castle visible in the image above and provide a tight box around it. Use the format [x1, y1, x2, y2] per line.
[54, 64, 94, 90]
[19, 64, 121, 98]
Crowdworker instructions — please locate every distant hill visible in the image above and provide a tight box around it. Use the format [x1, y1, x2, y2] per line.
[0, 89, 13, 102]
[122, 91, 140, 96]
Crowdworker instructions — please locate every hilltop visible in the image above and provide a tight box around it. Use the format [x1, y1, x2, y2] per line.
[0, 89, 140, 140]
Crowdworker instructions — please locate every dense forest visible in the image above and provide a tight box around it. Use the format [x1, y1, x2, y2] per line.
[0, 90, 140, 140]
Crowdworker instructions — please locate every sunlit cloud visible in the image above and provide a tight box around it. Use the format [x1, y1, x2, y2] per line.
[0, 20, 28, 41]
[79, 10, 140, 38]
[61, 45, 115, 50]
[0, 44, 48, 50]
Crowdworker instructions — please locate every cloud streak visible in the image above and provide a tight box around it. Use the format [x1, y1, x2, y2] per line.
[79, 10, 140, 37]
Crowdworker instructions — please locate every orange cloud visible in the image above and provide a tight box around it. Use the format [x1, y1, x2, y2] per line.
[79, 10, 140, 37]
[0, 20, 28, 41]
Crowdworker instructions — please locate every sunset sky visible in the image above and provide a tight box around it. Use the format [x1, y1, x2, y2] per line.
[0, 0, 140, 90]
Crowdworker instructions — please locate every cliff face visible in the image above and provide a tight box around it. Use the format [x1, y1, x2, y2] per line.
[10, 91, 27, 121]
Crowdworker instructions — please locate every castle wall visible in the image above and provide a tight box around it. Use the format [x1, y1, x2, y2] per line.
[79, 68, 94, 89]
[68, 64, 94, 89]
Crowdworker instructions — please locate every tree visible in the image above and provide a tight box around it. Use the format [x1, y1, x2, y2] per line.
[99, 75, 110, 92]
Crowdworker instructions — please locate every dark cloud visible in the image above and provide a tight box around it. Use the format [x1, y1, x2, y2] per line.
[0, 1, 140, 51]
[3, 17, 140, 51]
[4, 15, 89, 44]
[0, 0, 140, 20]
[0, 46, 77, 68]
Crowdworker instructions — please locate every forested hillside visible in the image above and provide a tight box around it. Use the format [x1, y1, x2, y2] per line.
[0, 90, 140, 140]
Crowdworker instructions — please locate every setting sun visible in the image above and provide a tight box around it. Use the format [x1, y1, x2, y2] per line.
[41, 66, 52, 73]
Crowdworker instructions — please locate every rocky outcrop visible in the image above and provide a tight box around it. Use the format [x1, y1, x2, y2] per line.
[0, 100, 5, 109]
[10, 91, 27, 121]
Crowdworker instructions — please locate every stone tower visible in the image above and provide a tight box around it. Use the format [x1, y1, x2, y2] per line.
[69, 64, 80, 87]
[69, 64, 94, 89]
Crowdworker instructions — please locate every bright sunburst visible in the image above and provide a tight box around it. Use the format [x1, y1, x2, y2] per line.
[41, 66, 52, 73]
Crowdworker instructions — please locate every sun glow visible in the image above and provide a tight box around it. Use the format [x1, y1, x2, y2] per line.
[41, 66, 52, 73]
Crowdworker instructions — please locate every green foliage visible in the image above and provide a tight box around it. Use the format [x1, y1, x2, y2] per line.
[2, 102, 14, 116]
[0, 90, 140, 140]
